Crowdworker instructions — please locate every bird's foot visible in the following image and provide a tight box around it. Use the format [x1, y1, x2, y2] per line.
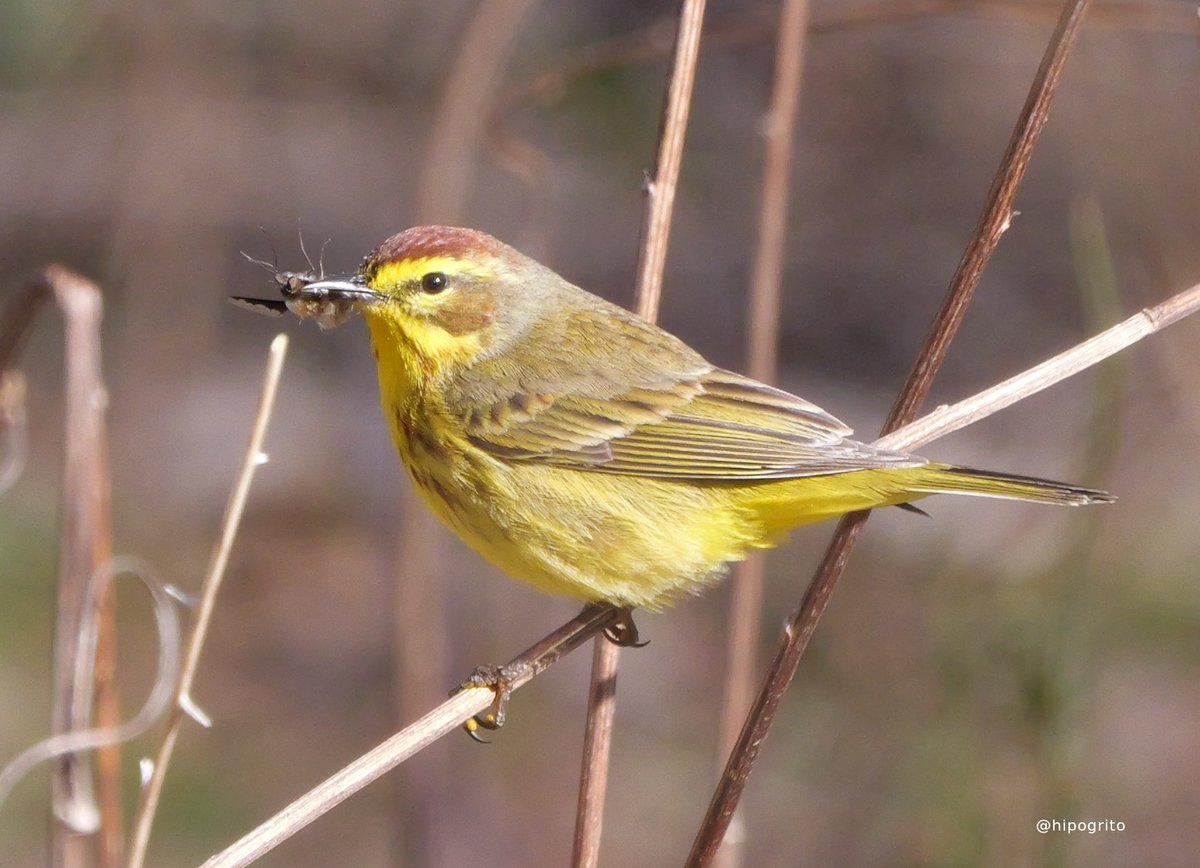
[452, 662, 530, 742]
[602, 606, 649, 648]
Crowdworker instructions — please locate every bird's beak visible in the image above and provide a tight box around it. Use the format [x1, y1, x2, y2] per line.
[277, 273, 385, 329]
[232, 271, 384, 329]
[292, 274, 384, 306]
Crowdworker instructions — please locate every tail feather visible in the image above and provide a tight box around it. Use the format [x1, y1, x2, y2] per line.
[908, 464, 1115, 506]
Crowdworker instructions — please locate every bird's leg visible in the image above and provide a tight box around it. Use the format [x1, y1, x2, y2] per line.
[452, 602, 620, 739]
[602, 606, 649, 648]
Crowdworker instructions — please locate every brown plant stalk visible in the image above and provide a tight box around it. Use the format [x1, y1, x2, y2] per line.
[484, 0, 1196, 220]
[126, 334, 289, 868]
[688, 0, 1093, 862]
[716, 4, 810, 867]
[573, 2, 709, 864]
[571, 635, 621, 868]
[0, 266, 119, 867]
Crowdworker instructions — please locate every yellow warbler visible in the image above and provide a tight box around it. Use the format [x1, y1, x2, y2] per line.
[260, 226, 1112, 610]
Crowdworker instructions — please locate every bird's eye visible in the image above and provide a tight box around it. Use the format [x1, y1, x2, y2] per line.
[421, 272, 449, 294]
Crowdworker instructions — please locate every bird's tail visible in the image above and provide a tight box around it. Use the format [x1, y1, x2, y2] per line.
[904, 464, 1114, 506]
[743, 463, 1114, 544]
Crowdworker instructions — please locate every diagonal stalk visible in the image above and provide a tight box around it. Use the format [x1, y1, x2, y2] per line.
[688, 0, 1094, 862]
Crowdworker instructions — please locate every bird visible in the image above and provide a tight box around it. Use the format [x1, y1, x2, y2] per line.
[241, 225, 1112, 611]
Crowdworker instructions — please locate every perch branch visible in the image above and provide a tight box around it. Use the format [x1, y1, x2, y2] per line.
[203, 604, 619, 868]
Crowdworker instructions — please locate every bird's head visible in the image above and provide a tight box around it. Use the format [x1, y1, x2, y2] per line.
[298, 226, 555, 374]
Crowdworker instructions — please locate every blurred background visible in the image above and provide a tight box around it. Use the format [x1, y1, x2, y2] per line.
[2, 0, 1199, 865]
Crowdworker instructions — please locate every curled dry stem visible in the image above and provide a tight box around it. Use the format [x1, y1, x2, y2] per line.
[0, 266, 119, 864]
[0, 559, 182, 813]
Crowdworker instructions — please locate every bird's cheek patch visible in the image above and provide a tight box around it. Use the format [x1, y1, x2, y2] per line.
[435, 288, 498, 336]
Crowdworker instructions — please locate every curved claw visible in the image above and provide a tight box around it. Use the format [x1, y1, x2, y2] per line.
[464, 718, 492, 744]
[452, 662, 528, 739]
[603, 607, 649, 648]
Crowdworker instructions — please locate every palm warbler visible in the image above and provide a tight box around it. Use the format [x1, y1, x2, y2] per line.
[267, 226, 1111, 609]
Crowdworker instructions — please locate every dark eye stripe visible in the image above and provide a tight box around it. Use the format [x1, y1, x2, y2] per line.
[421, 272, 449, 293]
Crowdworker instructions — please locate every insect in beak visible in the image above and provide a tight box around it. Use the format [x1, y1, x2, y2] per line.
[231, 273, 383, 329]
[232, 250, 319, 317]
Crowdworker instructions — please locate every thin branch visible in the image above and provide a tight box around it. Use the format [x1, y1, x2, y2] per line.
[570, 635, 621, 868]
[126, 334, 289, 868]
[688, 0, 1093, 863]
[717, 3, 810, 866]
[53, 271, 115, 860]
[92, 590, 121, 868]
[203, 604, 619, 868]
[483, 0, 1196, 218]
[573, 3, 709, 865]
[632, 0, 708, 320]
[875, 280, 1200, 454]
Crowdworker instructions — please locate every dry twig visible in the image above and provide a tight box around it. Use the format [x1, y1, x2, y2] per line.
[203, 604, 619, 868]
[126, 334, 289, 868]
[0, 266, 119, 867]
[571, 635, 621, 868]
[716, 4, 810, 865]
[573, 3, 709, 865]
[689, 0, 1093, 862]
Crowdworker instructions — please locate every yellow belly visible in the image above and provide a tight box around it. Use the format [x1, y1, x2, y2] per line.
[396, 421, 916, 609]
[373, 329, 927, 608]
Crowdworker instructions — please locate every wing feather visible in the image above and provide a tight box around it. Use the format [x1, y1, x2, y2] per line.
[446, 294, 920, 480]
[460, 367, 921, 480]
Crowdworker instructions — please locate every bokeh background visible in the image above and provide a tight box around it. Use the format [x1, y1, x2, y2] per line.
[3, 0, 1199, 865]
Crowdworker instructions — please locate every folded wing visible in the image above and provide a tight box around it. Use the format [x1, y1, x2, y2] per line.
[450, 303, 921, 480]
